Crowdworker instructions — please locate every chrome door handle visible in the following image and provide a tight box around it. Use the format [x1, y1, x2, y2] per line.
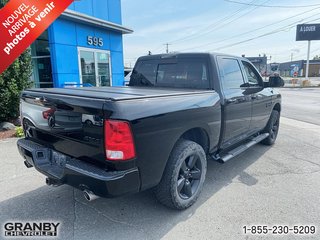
[226, 99, 237, 104]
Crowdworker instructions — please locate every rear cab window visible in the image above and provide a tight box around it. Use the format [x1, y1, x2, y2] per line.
[130, 57, 211, 89]
[129, 60, 158, 86]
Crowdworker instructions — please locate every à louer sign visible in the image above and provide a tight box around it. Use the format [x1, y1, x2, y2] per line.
[0, 0, 73, 74]
[296, 24, 320, 41]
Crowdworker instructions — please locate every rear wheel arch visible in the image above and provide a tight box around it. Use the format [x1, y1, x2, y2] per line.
[155, 127, 209, 190]
[273, 103, 281, 113]
[180, 127, 210, 154]
[261, 110, 280, 145]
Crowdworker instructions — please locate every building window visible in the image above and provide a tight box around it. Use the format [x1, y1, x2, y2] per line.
[78, 48, 111, 87]
[31, 30, 53, 88]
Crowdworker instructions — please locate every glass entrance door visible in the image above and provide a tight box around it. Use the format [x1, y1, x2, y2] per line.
[97, 52, 111, 87]
[79, 48, 111, 87]
[79, 50, 96, 87]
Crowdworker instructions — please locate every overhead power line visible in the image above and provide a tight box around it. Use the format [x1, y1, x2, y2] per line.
[207, 16, 320, 52]
[294, 45, 320, 60]
[176, 7, 320, 52]
[168, 0, 270, 45]
[173, 0, 271, 44]
[150, 0, 263, 53]
[224, 0, 320, 8]
[167, 0, 257, 44]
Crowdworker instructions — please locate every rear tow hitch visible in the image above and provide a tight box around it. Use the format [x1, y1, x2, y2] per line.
[46, 178, 62, 187]
[24, 161, 33, 168]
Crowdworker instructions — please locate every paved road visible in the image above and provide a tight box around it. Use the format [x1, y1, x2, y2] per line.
[1, 117, 320, 240]
[280, 88, 320, 125]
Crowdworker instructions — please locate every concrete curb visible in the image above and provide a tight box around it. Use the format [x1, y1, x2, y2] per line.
[281, 117, 320, 131]
[282, 86, 320, 89]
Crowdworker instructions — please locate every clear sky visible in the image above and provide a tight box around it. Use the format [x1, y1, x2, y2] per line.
[121, 0, 320, 67]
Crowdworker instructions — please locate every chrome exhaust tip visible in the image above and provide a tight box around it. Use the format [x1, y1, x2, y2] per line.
[83, 190, 99, 202]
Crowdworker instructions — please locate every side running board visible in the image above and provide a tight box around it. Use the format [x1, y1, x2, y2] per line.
[212, 133, 270, 163]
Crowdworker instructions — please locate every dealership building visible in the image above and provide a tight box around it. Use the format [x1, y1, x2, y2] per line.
[277, 60, 320, 77]
[31, 0, 132, 88]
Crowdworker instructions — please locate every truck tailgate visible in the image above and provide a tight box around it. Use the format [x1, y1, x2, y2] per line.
[21, 90, 107, 166]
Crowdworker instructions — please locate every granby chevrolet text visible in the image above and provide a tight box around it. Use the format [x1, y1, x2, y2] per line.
[4, 222, 60, 237]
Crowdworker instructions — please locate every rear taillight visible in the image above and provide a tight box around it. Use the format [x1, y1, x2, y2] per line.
[42, 108, 55, 119]
[104, 120, 136, 161]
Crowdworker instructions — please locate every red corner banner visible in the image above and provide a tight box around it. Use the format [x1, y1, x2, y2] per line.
[0, 0, 74, 74]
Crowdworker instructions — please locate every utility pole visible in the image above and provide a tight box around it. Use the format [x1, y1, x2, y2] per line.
[164, 43, 172, 54]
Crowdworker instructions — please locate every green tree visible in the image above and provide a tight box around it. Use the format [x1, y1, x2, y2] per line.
[313, 55, 320, 60]
[0, 0, 33, 122]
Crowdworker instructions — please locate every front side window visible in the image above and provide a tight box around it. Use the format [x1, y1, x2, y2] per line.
[218, 58, 244, 89]
[242, 61, 262, 86]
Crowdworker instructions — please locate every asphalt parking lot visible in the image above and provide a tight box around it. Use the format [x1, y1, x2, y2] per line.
[1, 89, 320, 240]
[280, 88, 320, 125]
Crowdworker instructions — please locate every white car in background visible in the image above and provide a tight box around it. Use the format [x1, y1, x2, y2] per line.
[124, 68, 132, 86]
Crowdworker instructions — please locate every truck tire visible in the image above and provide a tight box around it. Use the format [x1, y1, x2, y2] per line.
[155, 139, 207, 210]
[261, 110, 280, 145]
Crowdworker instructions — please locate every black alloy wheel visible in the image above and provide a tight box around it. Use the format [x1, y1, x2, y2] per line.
[261, 110, 280, 145]
[177, 154, 202, 200]
[270, 114, 279, 141]
[155, 139, 207, 210]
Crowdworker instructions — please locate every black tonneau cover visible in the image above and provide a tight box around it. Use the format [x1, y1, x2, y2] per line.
[26, 87, 211, 101]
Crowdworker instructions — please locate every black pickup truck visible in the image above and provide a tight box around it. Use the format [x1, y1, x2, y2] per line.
[17, 53, 283, 209]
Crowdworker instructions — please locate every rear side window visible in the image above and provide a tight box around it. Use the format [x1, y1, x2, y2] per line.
[130, 58, 210, 89]
[129, 61, 157, 86]
[156, 61, 209, 89]
[218, 58, 245, 89]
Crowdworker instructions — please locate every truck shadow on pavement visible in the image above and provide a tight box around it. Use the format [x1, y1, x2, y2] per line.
[0, 144, 271, 240]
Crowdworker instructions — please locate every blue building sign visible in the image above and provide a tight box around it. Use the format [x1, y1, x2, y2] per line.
[30, 0, 133, 88]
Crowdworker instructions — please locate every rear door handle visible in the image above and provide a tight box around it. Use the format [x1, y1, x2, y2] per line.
[226, 99, 237, 104]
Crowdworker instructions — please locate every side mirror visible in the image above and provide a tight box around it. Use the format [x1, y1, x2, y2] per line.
[268, 76, 284, 88]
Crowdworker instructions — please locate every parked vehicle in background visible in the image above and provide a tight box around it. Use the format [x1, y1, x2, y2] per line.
[124, 67, 133, 86]
[124, 71, 132, 86]
[17, 53, 283, 209]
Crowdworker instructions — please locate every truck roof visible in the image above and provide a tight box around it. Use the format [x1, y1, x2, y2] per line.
[137, 52, 242, 61]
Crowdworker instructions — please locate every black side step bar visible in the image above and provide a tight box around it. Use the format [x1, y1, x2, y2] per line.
[212, 133, 270, 163]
